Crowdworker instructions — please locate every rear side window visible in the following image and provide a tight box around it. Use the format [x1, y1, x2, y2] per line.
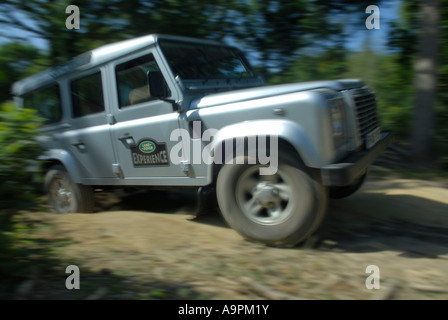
[23, 85, 61, 124]
[71, 72, 105, 118]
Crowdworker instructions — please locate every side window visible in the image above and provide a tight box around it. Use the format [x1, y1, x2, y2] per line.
[71, 72, 105, 118]
[23, 85, 61, 124]
[116, 54, 171, 108]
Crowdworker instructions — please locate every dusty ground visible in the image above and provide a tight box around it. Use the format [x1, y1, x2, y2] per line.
[9, 173, 448, 300]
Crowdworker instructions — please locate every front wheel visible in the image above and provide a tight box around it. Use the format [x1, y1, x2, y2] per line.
[216, 156, 327, 247]
[44, 165, 94, 214]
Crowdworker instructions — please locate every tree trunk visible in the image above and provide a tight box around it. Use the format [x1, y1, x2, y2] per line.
[411, 0, 440, 165]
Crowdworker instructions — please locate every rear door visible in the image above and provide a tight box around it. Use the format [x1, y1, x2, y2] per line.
[64, 69, 117, 181]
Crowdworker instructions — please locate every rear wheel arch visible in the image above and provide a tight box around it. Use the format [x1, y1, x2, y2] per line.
[39, 149, 86, 184]
[42, 159, 64, 172]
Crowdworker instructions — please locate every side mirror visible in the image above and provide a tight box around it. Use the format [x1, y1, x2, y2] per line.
[148, 71, 169, 99]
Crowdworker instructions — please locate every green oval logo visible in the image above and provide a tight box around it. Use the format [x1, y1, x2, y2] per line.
[139, 141, 156, 153]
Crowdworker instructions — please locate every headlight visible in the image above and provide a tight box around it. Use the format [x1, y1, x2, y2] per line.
[329, 98, 346, 138]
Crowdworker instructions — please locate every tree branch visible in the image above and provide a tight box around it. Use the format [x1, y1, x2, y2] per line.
[0, 14, 45, 37]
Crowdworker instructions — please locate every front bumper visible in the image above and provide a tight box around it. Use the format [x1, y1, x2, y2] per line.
[321, 131, 392, 186]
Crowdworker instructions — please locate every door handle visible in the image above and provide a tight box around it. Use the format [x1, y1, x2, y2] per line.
[119, 135, 136, 148]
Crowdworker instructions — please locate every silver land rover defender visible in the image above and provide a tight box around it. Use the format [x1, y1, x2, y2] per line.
[12, 34, 391, 247]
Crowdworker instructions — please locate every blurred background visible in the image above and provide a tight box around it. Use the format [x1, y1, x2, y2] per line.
[0, 0, 446, 167]
[0, 0, 447, 300]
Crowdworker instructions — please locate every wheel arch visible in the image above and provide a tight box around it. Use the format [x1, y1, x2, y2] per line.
[39, 149, 84, 184]
[206, 120, 320, 183]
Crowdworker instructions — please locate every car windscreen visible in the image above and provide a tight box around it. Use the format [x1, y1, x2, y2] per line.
[159, 40, 255, 80]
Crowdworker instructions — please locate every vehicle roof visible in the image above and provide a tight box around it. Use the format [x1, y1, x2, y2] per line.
[11, 34, 224, 96]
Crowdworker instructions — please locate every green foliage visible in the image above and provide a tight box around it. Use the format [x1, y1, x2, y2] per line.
[0, 0, 241, 64]
[0, 102, 43, 213]
[344, 49, 414, 137]
[267, 44, 415, 138]
[388, 1, 419, 70]
[434, 0, 448, 168]
[0, 0, 378, 69]
[388, 0, 448, 167]
[0, 42, 47, 103]
[231, 0, 378, 71]
[0, 102, 45, 285]
[269, 46, 348, 84]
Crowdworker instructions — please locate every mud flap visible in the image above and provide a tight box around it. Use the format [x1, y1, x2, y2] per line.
[194, 185, 218, 216]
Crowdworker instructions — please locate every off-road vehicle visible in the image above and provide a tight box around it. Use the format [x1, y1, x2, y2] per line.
[12, 34, 391, 246]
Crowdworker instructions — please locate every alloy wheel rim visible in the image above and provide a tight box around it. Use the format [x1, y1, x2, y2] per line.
[50, 175, 73, 213]
[235, 166, 294, 225]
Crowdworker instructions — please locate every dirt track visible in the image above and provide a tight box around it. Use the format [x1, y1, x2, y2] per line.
[17, 175, 448, 300]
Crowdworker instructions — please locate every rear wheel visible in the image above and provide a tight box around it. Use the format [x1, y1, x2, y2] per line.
[44, 165, 94, 213]
[216, 155, 327, 247]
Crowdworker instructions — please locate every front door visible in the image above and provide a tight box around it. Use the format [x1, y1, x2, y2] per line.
[109, 52, 187, 185]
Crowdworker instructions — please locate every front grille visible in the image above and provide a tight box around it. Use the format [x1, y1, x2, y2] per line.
[352, 91, 379, 137]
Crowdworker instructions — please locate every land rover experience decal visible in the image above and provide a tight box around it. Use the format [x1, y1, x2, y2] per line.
[131, 138, 169, 167]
